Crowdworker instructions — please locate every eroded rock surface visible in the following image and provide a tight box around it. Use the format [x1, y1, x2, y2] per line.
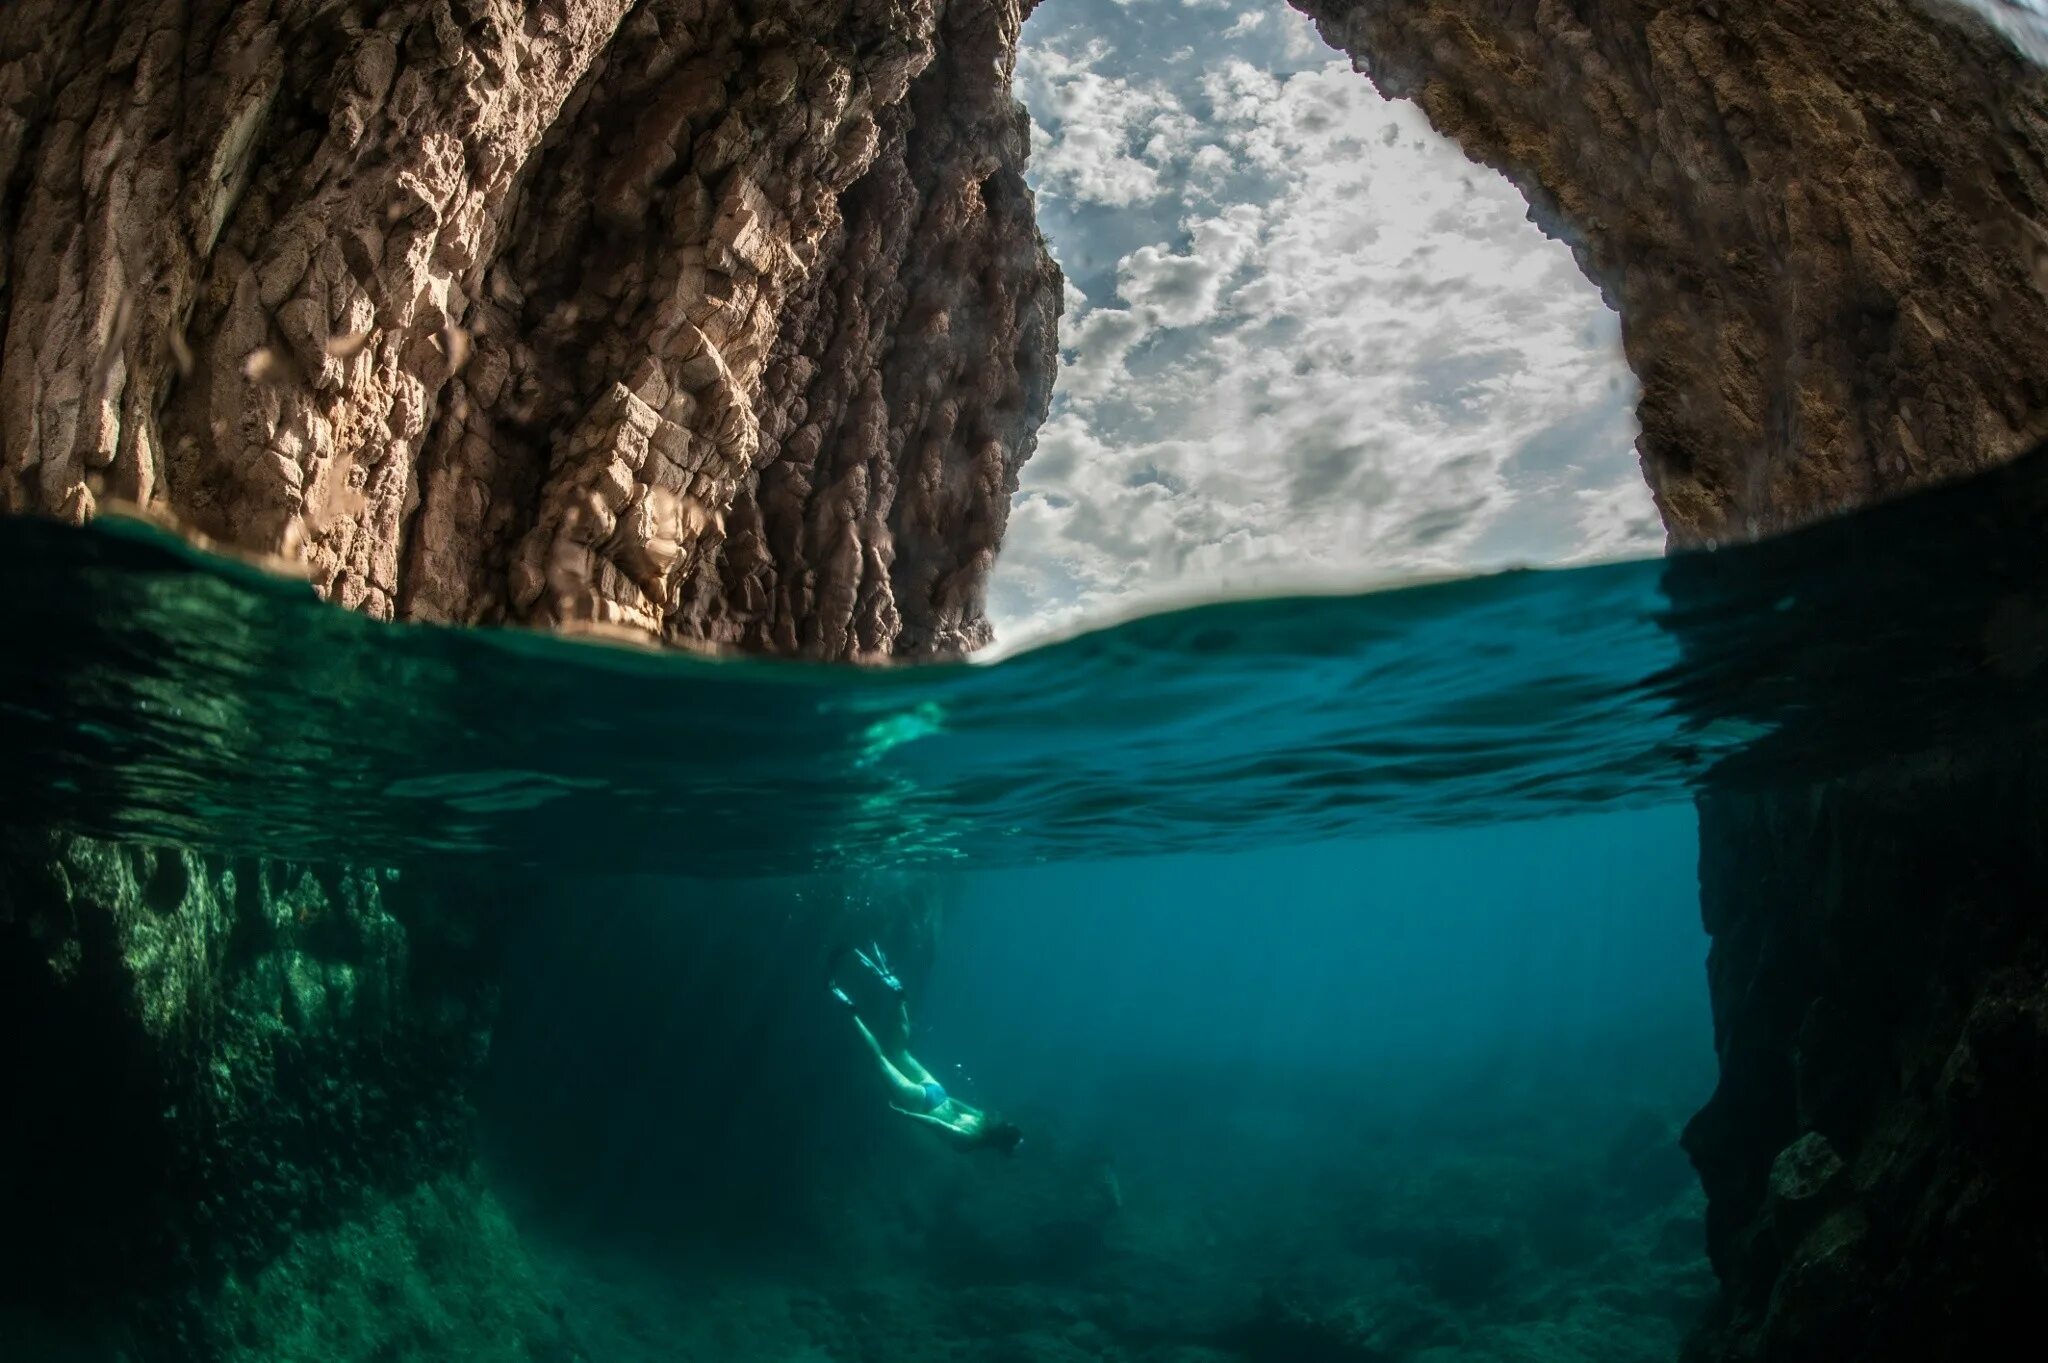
[0, 832, 527, 1355]
[0, 0, 1057, 658]
[1295, 0, 2048, 545]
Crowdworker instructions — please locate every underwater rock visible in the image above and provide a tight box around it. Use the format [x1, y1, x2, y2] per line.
[0, 0, 1058, 659]
[1683, 743, 2048, 1362]
[1295, 0, 2048, 544]
[0, 830, 531, 1356]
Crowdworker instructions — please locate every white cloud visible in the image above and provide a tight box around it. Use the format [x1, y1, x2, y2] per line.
[1019, 41, 1194, 207]
[1280, 7, 1331, 63]
[1058, 307, 1155, 403]
[1115, 207, 1259, 329]
[1566, 480, 1665, 564]
[992, 1, 1659, 645]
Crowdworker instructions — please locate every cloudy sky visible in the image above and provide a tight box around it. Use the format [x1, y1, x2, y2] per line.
[983, 0, 1662, 645]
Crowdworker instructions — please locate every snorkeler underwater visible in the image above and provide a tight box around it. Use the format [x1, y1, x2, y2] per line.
[3, 0, 2048, 1360]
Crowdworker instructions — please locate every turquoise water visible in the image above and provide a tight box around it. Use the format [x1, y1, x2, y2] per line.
[483, 814, 1715, 1361]
[4, 449, 2046, 1359]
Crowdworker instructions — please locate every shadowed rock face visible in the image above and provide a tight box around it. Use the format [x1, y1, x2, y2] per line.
[0, 832, 515, 1355]
[1294, 0, 2048, 545]
[1684, 755, 2048, 1363]
[0, 0, 1058, 659]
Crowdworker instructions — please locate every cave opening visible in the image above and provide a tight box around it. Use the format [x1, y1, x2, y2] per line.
[989, 0, 1658, 646]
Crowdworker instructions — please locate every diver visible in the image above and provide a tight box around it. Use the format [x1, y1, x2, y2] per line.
[831, 943, 1023, 1155]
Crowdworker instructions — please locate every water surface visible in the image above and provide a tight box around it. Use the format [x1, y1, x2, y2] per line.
[3, 446, 2043, 873]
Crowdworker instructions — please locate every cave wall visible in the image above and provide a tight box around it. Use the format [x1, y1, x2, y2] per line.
[1680, 756, 2048, 1362]
[0, 0, 1059, 659]
[1295, 0, 2048, 545]
[0, 831, 522, 1357]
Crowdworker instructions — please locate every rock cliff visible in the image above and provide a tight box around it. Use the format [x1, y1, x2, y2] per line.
[0, 0, 1058, 659]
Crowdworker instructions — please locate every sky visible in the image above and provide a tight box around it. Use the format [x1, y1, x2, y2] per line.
[983, 0, 1663, 645]
[1957, 0, 2048, 59]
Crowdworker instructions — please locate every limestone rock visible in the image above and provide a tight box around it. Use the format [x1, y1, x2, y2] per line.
[0, 0, 1058, 659]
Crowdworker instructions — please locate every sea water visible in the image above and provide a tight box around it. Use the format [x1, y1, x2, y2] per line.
[4, 448, 2046, 1361]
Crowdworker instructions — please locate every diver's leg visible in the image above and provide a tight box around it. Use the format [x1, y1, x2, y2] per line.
[895, 1050, 937, 1087]
[878, 997, 914, 1058]
[849, 1012, 931, 1109]
[879, 999, 941, 1086]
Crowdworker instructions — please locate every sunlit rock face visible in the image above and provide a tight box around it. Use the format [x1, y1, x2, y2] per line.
[0, 0, 1059, 659]
[1293, 0, 2048, 545]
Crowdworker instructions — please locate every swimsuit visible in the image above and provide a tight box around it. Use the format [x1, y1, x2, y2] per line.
[920, 1080, 947, 1112]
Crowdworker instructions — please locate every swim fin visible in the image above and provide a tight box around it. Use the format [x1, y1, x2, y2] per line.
[854, 943, 903, 993]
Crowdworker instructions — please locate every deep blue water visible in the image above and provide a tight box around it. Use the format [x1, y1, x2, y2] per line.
[921, 809, 1709, 1124]
[478, 813, 1717, 1361]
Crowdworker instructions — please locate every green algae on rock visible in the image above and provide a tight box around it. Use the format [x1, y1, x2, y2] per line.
[0, 832, 504, 1356]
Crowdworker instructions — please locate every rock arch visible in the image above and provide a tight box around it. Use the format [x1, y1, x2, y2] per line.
[1274, 9, 2048, 1359]
[1291, 0, 2048, 545]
